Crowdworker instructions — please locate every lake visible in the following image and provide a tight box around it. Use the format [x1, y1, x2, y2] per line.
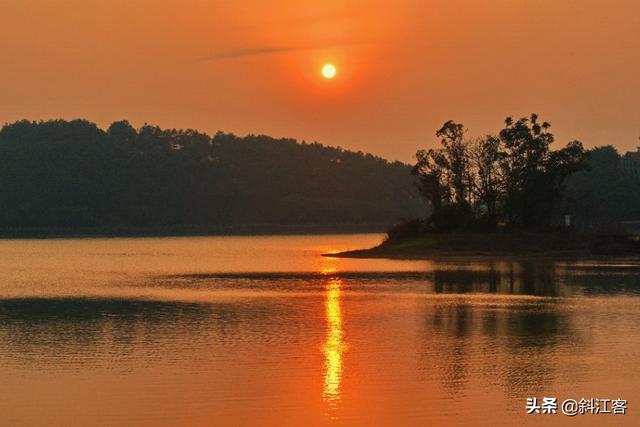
[0, 234, 639, 426]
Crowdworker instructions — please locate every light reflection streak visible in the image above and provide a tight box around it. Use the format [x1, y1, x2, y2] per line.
[323, 278, 345, 406]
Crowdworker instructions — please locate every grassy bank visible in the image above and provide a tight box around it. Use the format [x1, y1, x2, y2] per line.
[327, 230, 640, 259]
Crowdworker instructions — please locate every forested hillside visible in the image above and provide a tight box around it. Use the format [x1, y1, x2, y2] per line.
[0, 119, 423, 234]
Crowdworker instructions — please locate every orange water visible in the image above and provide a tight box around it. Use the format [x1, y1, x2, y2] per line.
[0, 235, 638, 426]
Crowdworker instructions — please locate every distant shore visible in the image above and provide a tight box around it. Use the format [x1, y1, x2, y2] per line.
[0, 223, 388, 239]
[325, 231, 640, 260]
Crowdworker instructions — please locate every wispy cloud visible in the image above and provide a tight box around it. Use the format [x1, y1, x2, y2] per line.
[201, 40, 375, 62]
[202, 46, 307, 61]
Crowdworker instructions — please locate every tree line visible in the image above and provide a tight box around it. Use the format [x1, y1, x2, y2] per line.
[412, 114, 640, 231]
[2, 116, 637, 235]
[0, 119, 423, 232]
[562, 145, 640, 227]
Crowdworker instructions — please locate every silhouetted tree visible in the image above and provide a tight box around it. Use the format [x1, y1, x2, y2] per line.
[413, 121, 475, 229]
[497, 114, 587, 227]
[470, 135, 502, 226]
[413, 114, 588, 230]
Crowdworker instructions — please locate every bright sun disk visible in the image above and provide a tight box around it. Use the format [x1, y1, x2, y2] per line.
[322, 64, 337, 79]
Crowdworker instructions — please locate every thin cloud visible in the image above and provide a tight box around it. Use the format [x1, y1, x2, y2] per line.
[201, 40, 375, 62]
[203, 46, 301, 61]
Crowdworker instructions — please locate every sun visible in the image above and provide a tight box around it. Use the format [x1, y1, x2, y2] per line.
[321, 64, 337, 79]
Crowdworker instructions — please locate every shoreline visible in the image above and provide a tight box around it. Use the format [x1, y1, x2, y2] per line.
[324, 250, 640, 263]
[0, 224, 388, 239]
[324, 231, 640, 261]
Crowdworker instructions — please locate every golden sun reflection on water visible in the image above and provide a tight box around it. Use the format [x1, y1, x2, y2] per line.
[323, 277, 345, 407]
[321, 266, 337, 275]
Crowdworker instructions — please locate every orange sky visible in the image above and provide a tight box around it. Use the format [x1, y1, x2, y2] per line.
[1, 0, 639, 161]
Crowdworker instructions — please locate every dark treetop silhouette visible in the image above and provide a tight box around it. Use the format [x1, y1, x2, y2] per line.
[411, 115, 640, 232]
[329, 115, 640, 259]
[412, 114, 590, 230]
[0, 119, 423, 235]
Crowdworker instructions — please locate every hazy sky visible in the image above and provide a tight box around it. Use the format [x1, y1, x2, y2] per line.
[1, 0, 639, 161]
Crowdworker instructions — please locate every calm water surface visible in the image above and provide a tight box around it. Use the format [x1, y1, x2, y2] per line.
[0, 234, 639, 426]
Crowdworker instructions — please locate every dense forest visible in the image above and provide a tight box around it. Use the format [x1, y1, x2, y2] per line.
[0, 119, 424, 234]
[563, 145, 640, 227]
[1, 117, 637, 237]
[410, 114, 640, 232]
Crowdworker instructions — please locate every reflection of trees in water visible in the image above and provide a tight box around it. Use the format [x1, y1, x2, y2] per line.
[430, 260, 640, 297]
[432, 261, 559, 296]
[417, 299, 585, 397]
[560, 264, 640, 295]
[498, 303, 579, 397]
[425, 304, 472, 392]
[0, 298, 289, 368]
[414, 260, 633, 397]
